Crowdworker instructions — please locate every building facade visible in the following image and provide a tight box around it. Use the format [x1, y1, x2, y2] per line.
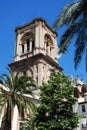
[72, 77, 87, 130]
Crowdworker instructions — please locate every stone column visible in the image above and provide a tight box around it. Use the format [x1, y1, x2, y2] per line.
[44, 42, 46, 51]
[30, 40, 32, 52]
[24, 42, 27, 53]
[48, 46, 50, 55]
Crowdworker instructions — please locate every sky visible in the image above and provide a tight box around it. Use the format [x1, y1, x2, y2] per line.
[0, 0, 87, 83]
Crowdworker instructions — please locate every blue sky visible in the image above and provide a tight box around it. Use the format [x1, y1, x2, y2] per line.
[0, 0, 87, 83]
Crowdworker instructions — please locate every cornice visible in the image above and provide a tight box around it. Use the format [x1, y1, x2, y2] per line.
[15, 18, 57, 36]
[9, 53, 63, 71]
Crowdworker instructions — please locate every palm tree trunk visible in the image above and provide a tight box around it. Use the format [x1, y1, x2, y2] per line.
[1, 103, 11, 130]
[11, 105, 19, 130]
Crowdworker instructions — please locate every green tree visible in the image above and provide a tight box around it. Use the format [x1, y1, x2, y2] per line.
[35, 69, 79, 130]
[20, 114, 37, 130]
[53, 0, 87, 70]
[0, 68, 37, 130]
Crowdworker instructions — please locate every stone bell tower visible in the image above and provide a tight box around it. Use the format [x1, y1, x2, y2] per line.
[9, 18, 62, 87]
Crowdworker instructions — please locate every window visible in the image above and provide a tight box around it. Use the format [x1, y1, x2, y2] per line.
[82, 118, 87, 128]
[43, 77, 45, 81]
[46, 42, 48, 53]
[22, 45, 24, 53]
[23, 71, 26, 76]
[32, 40, 35, 50]
[82, 105, 86, 112]
[27, 40, 30, 51]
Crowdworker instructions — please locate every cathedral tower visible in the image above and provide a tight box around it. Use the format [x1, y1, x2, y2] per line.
[9, 18, 62, 87]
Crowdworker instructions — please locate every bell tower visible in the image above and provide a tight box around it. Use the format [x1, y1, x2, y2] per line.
[9, 18, 62, 87]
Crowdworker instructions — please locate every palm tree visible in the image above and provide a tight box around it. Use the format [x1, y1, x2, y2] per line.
[0, 68, 37, 130]
[53, 0, 87, 70]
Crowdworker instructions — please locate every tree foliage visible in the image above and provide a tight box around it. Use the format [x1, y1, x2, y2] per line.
[20, 114, 37, 130]
[35, 69, 79, 130]
[53, 0, 87, 70]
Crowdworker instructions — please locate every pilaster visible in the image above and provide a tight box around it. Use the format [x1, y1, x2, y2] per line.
[33, 65, 36, 82]
[38, 63, 42, 86]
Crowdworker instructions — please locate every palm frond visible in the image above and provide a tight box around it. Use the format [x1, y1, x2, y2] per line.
[59, 18, 87, 54]
[53, 0, 87, 71]
[74, 20, 87, 69]
[0, 74, 13, 90]
[14, 75, 36, 93]
[74, 32, 86, 69]
[53, 1, 81, 29]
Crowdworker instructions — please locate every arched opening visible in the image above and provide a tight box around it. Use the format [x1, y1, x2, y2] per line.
[26, 68, 33, 78]
[74, 88, 80, 98]
[21, 32, 35, 54]
[81, 85, 87, 95]
[44, 34, 53, 56]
